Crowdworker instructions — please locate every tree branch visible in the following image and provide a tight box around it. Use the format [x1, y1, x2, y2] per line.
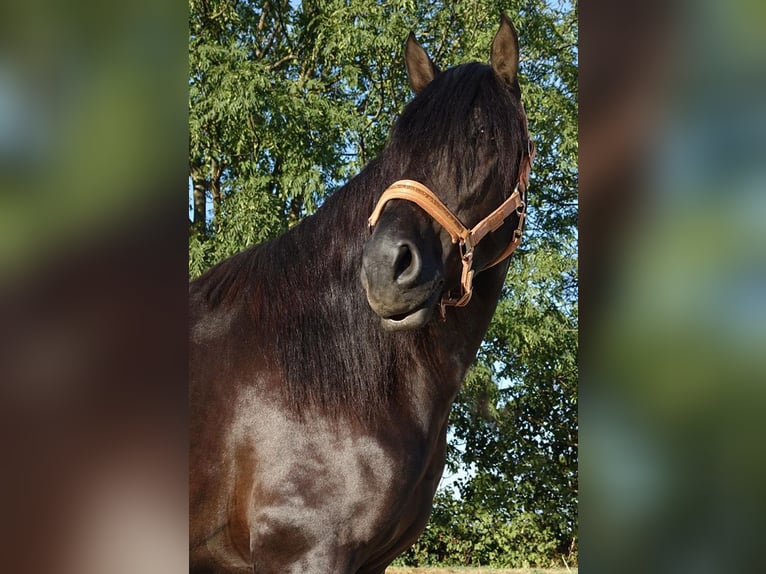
[267, 54, 297, 71]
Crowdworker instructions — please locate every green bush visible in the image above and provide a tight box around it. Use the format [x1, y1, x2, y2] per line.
[392, 491, 568, 568]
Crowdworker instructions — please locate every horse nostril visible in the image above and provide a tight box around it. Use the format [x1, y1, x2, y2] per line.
[393, 242, 421, 286]
[394, 245, 412, 278]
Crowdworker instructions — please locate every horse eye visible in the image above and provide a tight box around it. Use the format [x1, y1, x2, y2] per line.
[476, 127, 496, 143]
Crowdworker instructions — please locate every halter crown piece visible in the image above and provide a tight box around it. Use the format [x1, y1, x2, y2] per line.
[368, 106, 535, 315]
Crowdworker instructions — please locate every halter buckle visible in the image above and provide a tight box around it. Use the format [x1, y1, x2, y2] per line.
[459, 239, 474, 262]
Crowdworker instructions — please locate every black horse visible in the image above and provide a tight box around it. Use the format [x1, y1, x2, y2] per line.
[190, 15, 534, 573]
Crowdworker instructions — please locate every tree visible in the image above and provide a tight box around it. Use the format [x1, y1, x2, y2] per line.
[189, 0, 577, 566]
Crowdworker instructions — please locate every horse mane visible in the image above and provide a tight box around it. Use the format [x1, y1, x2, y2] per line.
[190, 62, 526, 420]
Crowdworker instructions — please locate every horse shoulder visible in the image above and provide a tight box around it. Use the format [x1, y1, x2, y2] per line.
[226, 388, 442, 572]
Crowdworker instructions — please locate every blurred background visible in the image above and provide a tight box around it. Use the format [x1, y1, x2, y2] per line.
[1, 0, 765, 572]
[580, 0, 766, 572]
[0, 0, 188, 572]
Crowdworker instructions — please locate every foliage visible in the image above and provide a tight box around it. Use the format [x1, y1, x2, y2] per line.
[393, 491, 564, 568]
[189, 0, 577, 568]
[415, 243, 579, 567]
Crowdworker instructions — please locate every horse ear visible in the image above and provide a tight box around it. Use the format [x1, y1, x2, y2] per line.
[491, 14, 520, 88]
[405, 33, 439, 94]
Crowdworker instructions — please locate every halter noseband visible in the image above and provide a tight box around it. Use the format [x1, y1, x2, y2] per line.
[367, 137, 535, 314]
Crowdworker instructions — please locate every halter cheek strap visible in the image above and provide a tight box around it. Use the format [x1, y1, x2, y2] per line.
[368, 139, 535, 311]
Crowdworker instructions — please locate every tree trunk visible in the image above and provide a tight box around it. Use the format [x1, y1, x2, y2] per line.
[190, 165, 207, 234]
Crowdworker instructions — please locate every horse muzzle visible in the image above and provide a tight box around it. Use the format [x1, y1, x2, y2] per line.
[361, 231, 444, 331]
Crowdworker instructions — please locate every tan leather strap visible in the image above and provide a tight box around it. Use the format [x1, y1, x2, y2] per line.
[481, 138, 535, 270]
[367, 178, 526, 259]
[368, 180, 471, 246]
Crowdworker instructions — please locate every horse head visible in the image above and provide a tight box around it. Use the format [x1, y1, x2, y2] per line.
[361, 15, 533, 331]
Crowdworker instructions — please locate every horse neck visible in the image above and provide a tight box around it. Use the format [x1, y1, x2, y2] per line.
[411, 262, 508, 425]
[251, 159, 503, 431]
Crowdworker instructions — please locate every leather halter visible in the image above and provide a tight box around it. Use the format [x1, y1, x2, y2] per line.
[368, 131, 535, 313]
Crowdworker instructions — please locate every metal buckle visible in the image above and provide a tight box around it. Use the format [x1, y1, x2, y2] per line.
[459, 239, 474, 262]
